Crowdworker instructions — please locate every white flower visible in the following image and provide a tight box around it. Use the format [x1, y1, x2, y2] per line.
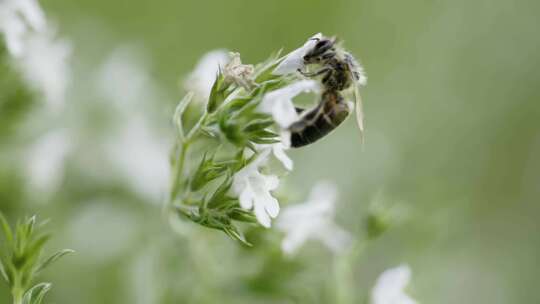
[0, 0, 71, 111]
[184, 49, 230, 99]
[25, 129, 71, 195]
[223, 52, 254, 90]
[259, 79, 321, 129]
[276, 182, 352, 255]
[68, 201, 138, 262]
[272, 33, 322, 75]
[97, 48, 159, 109]
[255, 142, 293, 171]
[105, 114, 170, 203]
[0, 0, 46, 56]
[97, 48, 170, 203]
[15, 30, 71, 112]
[232, 149, 280, 228]
[371, 264, 418, 304]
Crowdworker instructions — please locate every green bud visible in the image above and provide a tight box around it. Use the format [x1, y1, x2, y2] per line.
[207, 72, 232, 113]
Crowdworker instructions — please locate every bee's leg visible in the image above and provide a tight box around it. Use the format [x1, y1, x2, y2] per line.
[322, 52, 336, 60]
[297, 67, 330, 78]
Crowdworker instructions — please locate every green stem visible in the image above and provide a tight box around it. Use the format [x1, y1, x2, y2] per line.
[186, 111, 208, 141]
[12, 287, 23, 304]
[170, 142, 189, 202]
[170, 111, 209, 202]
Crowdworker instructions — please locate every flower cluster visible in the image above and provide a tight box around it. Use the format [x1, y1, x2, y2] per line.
[170, 34, 365, 249]
[170, 49, 299, 244]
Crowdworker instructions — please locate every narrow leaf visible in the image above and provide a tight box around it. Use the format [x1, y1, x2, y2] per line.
[0, 212, 13, 245]
[173, 92, 194, 140]
[0, 260, 8, 283]
[36, 249, 74, 273]
[23, 282, 51, 304]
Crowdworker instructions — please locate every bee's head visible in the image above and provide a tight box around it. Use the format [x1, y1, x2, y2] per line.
[303, 37, 336, 64]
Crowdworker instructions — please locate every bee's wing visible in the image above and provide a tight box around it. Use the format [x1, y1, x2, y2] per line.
[353, 80, 364, 135]
[344, 52, 367, 142]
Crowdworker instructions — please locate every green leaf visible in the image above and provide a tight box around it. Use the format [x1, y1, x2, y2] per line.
[23, 282, 51, 304]
[0, 259, 8, 283]
[207, 176, 235, 208]
[173, 92, 194, 140]
[20, 234, 51, 270]
[0, 211, 13, 246]
[253, 50, 282, 83]
[222, 226, 252, 247]
[243, 118, 274, 133]
[24, 216, 37, 239]
[35, 249, 74, 273]
[207, 72, 231, 113]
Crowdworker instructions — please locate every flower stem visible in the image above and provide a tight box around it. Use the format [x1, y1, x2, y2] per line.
[12, 287, 23, 304]
[170, 111, 208, 202]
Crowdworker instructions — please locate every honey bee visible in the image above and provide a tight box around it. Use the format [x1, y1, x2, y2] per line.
[288, 35, 366, 148]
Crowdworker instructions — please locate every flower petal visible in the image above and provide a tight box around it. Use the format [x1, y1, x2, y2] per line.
[371, 264, 417, 304]
[273, 33, 322, 75]
[281, 227, 310, 256]
[272, 143, 293, 171]
[259, 80, 321, 128]
[264, 195, 280, 218]
[254, 202, 271, 228]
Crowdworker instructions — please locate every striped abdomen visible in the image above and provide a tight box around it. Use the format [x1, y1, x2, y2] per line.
[289, 91, 350, 148]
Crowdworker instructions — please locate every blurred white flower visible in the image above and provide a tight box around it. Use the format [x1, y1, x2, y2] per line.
[272, 33, 322, 75]
[232, 149, 280, 228]
[277, 181, 352, 256]
[15, 30, 71, 112]
[184, 49, 230, 99]
[68, 201, 138, 262]
[223, 52, 254, 90]
[0, 0, 46, 56]
[105, 115, 170, 203]
[259, 79, 321, 129]
[97, 48, 158, 109]
[97, 48, 170, 203]
[0, 0, 71, 111]
[371, 264, 417, 304]
[25, 129, 71, 196]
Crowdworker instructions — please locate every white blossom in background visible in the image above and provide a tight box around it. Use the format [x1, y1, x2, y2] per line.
[0, 0, 46, 56]
[232, 148, 280, 228]
[105, 115, 170, 202]
[97, 49, 170, 203]
[277, 181, 352, 255]
[273, 32, 322, 75]
[371, 264, 418, 304]
[259, 79, 321, 129]
[15, 30, 71, 111]
[184, 49, 230, 99]
[97, 48, 159, 109]
[0, 0, 72, 111]
[25, 129, 71, 195]
[68, 201, 138, 263]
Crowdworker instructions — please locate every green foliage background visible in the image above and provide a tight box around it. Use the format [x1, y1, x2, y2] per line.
[1, 0, 539, 303]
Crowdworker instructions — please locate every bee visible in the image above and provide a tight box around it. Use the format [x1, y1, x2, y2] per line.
[288, 35, 366, 148]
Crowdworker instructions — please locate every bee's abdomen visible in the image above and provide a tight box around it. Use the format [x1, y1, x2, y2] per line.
[289, 92, 350, 148]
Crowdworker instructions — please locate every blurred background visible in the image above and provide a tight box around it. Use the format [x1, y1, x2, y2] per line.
[1, 0, 539, 303]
